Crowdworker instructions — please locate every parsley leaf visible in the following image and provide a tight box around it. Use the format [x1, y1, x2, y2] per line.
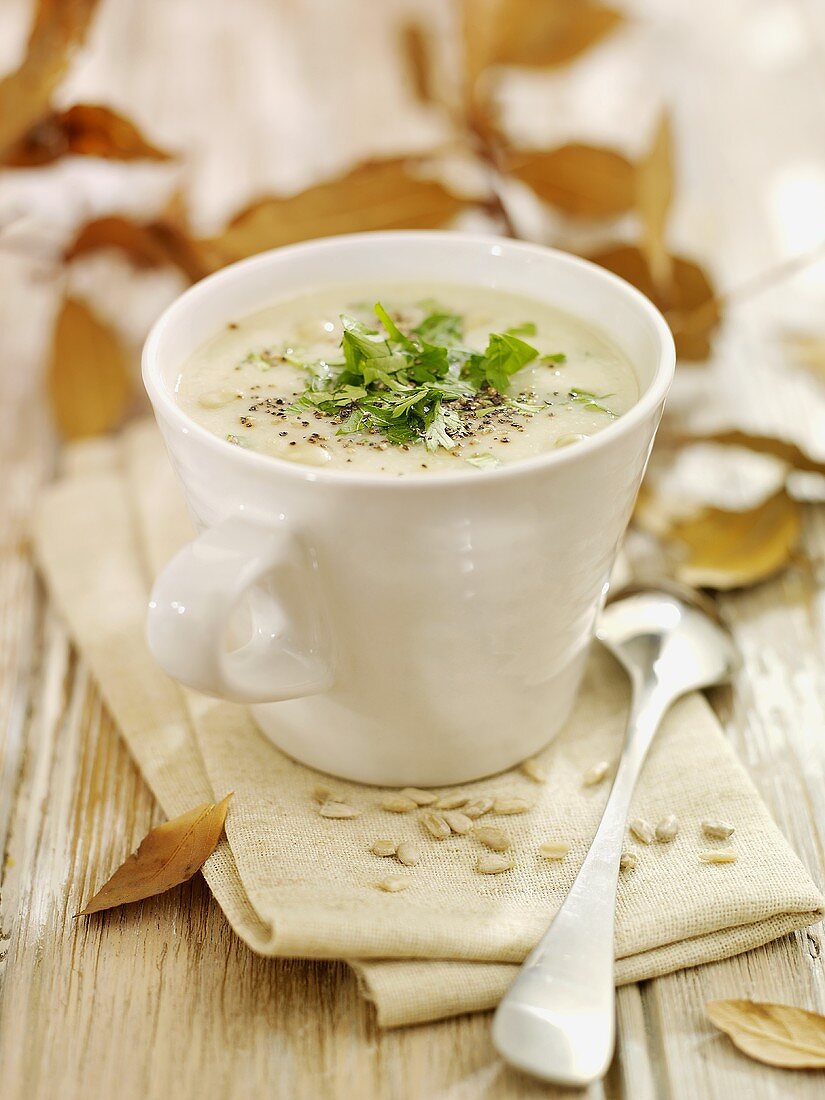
[505, 322, 537, 337]
[412, 310, 463, 345]
[568, 388, 616, 417]
[463, 332, 539, 393]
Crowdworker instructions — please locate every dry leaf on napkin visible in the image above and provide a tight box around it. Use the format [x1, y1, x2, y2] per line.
[48, 297, 133, 439]
[78, 795, 233, 916]
[487, 0, 625, 68]
[587, 244, 720, 360]
[665, 489, 801, 590]
[635, 113, 674, 290]
[3, 103, 171, 166]
[201, 158, 470, 267]
[707, 1000, 825, 1069]
[0, 0, 101, 159]
[510, 144, 636, 217]
[64, 214, 212, 282]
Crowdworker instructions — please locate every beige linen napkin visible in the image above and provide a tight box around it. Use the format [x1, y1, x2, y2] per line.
[33, 421, 824, 1027]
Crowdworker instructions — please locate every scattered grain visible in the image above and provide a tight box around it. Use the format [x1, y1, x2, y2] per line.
[319, 801, 360, 819]
[396, 841, 421, 867]
[421, 811, 452, 840]
[436, 793, 469, 810]
[538, 841, 569, 861]
[520, 757, 547, 782]
[620, 851, 638, 872]
[702, 819, 735, 840]
[377, 876, 409, 892]
[475, 852, 514, 874]
[629, 817, 655, 844]
[474, 826, 511, 852]
[493, 795, 532, 815]
[463, 796, 494, 818]
[371, 839, 397, 858]
[699, 849, 738, 864]
[443, 811, 473, 835]
[655, 815, 679, 842]
[582, 760, 610, 787]
[399, 787, 437, 806]
[381, 794, 418, 813]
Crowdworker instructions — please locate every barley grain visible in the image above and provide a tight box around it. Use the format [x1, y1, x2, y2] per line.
[396, 841, 421, 866]
[371, 839, 397, 858]
[699, 849, 737, 864]
[538, 841, 569, 860]
[520, 757, 547, 782]
[629, 817, 655, 844]
[399, 787, 437, 806]
[475, 852, 514, 874]
[377, 876, 409, 892]
[474, 826, 511, 852]
[493, 796, 532, 815]
[443, 810, 473, 835]
[463, 796, 494, 818]
[655, 815, 679, 842]
[702, 819, 734, 840]
[436, 793, 469, 810]
[620, 852, 638, 871]
[421, 811, 452, 840]
[582, 760, 610, 787]
[381, 795, 417, 813]
[319, 801, 359, 819]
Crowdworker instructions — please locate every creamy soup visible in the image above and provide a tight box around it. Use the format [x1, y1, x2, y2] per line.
[175, 282, 639, 475]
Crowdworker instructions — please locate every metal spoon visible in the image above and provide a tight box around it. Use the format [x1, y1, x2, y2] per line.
[492, 582, 739, 1087]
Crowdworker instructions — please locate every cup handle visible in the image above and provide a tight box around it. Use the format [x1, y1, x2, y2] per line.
[146, 514, 333, 703]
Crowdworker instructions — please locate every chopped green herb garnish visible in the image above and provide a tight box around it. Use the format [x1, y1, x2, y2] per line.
[543, 352, 567, 364]
[568, 388, 616, 417]
[278, 302, 560, 452]
[412, 309, 464, 346]
[505, 322, 537, 337]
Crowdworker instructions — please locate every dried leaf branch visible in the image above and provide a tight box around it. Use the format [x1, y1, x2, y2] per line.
[0, 0, 102, 158]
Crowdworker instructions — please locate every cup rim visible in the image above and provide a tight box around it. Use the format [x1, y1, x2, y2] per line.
[142, 230, 675, 489]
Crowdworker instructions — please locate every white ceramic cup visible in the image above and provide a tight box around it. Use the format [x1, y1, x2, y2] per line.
[143, 231, 674, 786]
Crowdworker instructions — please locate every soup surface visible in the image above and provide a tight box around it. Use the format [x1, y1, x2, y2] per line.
[175, 282, 639, 475]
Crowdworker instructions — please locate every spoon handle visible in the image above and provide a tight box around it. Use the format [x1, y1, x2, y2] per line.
[492, 676, 672, 1087]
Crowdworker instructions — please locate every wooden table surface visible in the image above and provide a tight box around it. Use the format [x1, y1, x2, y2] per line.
[2, 0, 825, 1096]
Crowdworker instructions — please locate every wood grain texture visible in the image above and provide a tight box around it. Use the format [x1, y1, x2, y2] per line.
[2, 0, 825, 1096]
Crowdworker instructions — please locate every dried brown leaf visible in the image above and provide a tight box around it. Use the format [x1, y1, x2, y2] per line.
[48, 296, 133, 439]
[78, 795, 233, 916]
[784, 332, 825, 383]
[668, 489, 801, 590]
[3, 103, 171, 166]
[636, 113, 674, 290]
[511, 144, 635, 218]
[203, 158, 468, 266]
[0, 0, 101, 159]
[489, 0, 625, 68]
[401, 22, 437, 106]
[707, 1000, 825, 1069]
[587, 244, 720, 360]
[64, 214, 212, 282]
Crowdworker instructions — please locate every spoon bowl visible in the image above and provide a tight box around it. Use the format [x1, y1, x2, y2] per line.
[597, 581, 739, 696]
